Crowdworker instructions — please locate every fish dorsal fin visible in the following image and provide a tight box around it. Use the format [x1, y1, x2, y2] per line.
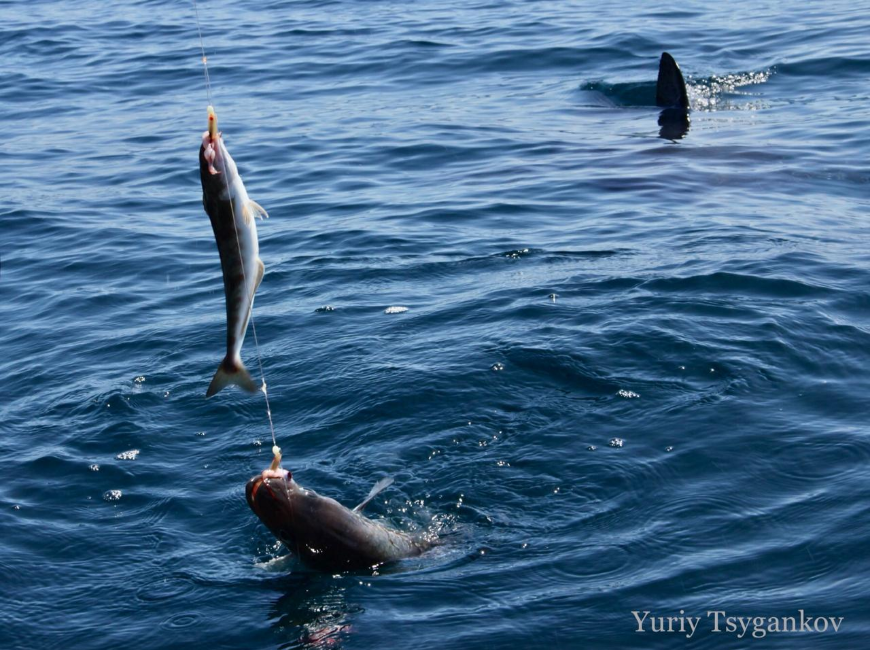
[249, 200, 269, 220]
[353, 477, 394, 514]
[656, 52, 689, 110]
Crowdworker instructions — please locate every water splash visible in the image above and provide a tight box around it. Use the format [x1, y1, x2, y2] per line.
[688, 69, 772, 111]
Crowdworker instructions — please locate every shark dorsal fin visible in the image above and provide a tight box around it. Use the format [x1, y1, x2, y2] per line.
[656, 52, 689, 110]
[353, 477, 394, 514]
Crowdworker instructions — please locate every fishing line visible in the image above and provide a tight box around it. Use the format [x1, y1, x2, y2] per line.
[192, 0, 279, 454]
[192, 5, 298, 569]
[192, 0, 213, 107]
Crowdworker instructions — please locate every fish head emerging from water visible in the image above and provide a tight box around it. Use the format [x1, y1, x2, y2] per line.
[247, 462, 431, 572]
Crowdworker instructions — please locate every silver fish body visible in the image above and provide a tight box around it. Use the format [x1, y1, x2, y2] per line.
[199, 108, 268, 398]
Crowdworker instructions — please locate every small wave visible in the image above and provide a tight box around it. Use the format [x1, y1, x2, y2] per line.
[642, 271, 824, 299]
[578, 80, 656, 107]
[579, 68, 771, 111]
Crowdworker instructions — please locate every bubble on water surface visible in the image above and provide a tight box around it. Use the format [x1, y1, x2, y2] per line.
[89, 464, 100, 471]
[608, 438, 624, 448]
[315, 305, 335, 312]
[116, 449, 139, 460]
[617, 389, 640, 399]
[491, 362, 504, 371]
[104, 490, 122, 502]
[384, 306, 408, 314]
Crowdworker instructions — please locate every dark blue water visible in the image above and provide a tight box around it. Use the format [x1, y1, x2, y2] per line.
[2, 1, 869, 648]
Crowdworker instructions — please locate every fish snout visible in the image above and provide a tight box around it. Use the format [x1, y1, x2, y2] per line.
[200, 105, 226, 176]
[201, 132, 223, 176]
[246, 469, 293, 524]
[245, 475, 266, 513]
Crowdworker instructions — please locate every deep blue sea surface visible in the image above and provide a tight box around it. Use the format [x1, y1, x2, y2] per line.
[2, 1, 869, 648]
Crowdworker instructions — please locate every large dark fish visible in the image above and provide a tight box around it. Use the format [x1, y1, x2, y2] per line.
[199, 106, 268, 398]
[247, 452, 431, 572]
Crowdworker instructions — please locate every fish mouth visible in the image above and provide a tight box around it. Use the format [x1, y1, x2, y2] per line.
[201, 105, 225, 176]
[246, 467, 293, 527]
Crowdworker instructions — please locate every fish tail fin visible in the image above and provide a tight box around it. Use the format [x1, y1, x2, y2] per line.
[206, 355, 259, 398]
[656, 52, 689, 110]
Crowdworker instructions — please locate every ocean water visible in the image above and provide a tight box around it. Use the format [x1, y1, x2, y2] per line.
[2, 0, 869, 648]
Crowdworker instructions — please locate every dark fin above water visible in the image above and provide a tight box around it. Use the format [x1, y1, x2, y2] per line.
[353, 477, 394, 513]
[205, 356, 258, 398]
[656, 52, 689, 110]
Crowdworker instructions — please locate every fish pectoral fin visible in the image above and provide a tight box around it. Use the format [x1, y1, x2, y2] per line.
[353, 477, 394, 513]
[241, 203, 254, 226]
[249, 199, 269, 220]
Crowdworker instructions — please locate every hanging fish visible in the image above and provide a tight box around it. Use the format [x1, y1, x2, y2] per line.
[199, 106, 269, 398]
